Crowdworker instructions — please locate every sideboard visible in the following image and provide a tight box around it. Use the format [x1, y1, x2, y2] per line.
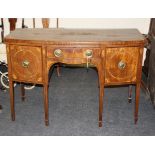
[4, 28, 145, 127]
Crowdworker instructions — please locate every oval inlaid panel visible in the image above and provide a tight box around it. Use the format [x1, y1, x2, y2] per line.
[10, 45, 43, 83]
[105, 47, 139, 84]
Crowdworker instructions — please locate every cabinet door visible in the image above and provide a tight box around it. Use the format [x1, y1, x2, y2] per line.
[105, 47, 140, 84]
[10, 45, 43, 83]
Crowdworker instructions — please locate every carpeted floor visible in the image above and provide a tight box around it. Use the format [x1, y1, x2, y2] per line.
[0, 67, 155, 136]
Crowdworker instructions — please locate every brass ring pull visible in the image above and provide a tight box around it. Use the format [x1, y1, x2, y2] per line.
[85, 49, 93, 58]
[54, 49, 62, 57]
[118, 60, 126, 69]
[22, 60, 30, 68]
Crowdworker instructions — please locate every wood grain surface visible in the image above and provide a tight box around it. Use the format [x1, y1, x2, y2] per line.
[5, 28, 145, 127]
[5, 28, 145, 45]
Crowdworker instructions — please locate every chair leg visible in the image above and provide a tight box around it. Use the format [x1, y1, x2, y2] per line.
[21, 84, 25, 101]
[43, 84, 49, 126]
[56, 64, 61, 77]
[128, 85, 132, 103]
[0, 104, 2, 112]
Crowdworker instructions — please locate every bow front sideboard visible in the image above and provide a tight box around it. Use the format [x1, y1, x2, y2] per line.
[4, 28, 145, 127]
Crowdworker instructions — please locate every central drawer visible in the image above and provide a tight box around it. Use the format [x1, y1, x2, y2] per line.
[47, 47, 101, 59]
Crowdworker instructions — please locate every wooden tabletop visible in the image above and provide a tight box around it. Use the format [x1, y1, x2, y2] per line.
[4, 28, 145, 45]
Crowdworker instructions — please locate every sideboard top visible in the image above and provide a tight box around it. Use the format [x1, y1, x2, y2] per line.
[4, 28, 145, 45]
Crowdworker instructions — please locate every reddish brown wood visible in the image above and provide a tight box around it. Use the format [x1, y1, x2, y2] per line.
[8, 18, 17, 31]
[43, 84, 49, 126]
[128, 85, 132, 103]
[10, 45, 43, 83]
[0, 105, 2, 111]
[9, 81, 15, 121]
[41, 18, 60, 76]
[21, 84, 25, 101]
[135, 48, 144, 124]
[42, 46, 50, 126]
[8, 18, 25, 102]
[92, 58, 104, 127]
[5, 28, 145, 45]
[4, 28, 145, 127]
[105, 47, 139, 84]
[6, 45, 15, 121]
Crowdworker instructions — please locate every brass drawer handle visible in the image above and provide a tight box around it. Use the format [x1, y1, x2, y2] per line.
[85, 49, 93, 69]
[54, 49, 62, 57]
[118, 61, 126, 69]
[22, 60, 30, 68]
[85, 49, 93, 57]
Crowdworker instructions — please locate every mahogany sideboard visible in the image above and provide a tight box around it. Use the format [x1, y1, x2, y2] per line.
[4, 28, 145, 127]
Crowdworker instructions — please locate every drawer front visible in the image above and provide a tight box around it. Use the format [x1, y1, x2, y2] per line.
[47, 47, 101, 60]
[10, 45, 43, 83]
[105, 47, 139, 84]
